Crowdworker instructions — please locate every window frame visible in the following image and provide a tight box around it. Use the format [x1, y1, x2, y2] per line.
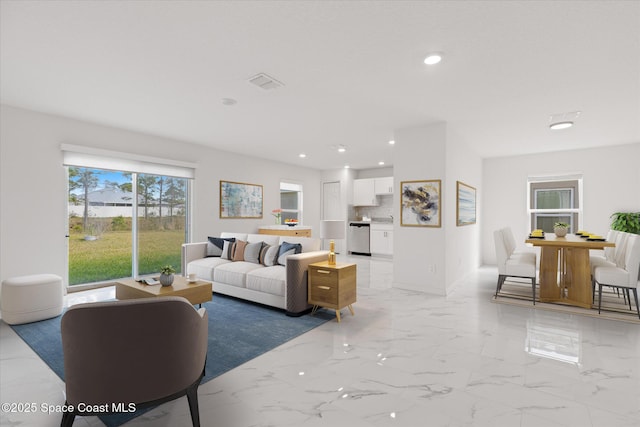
[528, 177, 582, 233]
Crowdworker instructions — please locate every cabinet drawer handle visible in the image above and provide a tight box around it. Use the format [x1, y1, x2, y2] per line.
[316, 270, 331, 274]
[317, 286, 331, 290]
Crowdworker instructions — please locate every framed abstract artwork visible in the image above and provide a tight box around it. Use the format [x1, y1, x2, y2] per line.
[220, 180, 263, 218]
[400, 179, 441, 227]
[456, 181, 476, 226]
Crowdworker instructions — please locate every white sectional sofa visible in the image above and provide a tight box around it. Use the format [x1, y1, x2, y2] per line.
[182, 232, 328, 316]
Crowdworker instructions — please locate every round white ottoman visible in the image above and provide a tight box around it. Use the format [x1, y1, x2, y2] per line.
[1, 274, 64, 325]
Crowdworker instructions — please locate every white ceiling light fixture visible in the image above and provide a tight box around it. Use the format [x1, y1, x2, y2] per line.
[423, 52, 443, 65]
[549, 121, 574, 130]
[549, 111, 581, 130]
[388, 140, 395, 145]
[344, 165, 350, 169]
[221, 98, 237, 106]
[338, 145, 346, 153]
[378, 161, 385, 166]
[299, 153, 306, 158]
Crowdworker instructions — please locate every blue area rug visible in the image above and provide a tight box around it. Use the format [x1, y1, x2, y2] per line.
[10, 294, 332, 426]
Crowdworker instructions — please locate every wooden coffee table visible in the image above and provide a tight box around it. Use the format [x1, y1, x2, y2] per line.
[115, 276, 212, 307]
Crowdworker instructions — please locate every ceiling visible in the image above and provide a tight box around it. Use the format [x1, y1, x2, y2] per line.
[1, 1, 639, 171]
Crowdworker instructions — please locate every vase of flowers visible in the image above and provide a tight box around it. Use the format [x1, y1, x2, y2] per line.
[272, 208, 282, 225]
[159, 265, 176, 286]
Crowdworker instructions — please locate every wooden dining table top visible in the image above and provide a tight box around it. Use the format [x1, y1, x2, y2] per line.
[525, 233, 615, 249]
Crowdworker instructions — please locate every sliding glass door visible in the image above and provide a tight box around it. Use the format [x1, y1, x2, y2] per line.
[67, 167, 189, 286]
[136, 174, 188, 277]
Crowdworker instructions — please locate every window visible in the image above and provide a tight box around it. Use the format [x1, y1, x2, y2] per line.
[280, 182, 302, 223]
[528, 177, 582, 233]
[63, 145, 195, 288]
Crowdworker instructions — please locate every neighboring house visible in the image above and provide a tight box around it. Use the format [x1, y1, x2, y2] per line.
[69, 187, 184, 218]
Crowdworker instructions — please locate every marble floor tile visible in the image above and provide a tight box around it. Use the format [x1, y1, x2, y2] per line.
[1, 255, 639, 427]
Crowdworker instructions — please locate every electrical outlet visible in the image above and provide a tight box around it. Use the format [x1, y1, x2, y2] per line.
[428, 264, 436, 273]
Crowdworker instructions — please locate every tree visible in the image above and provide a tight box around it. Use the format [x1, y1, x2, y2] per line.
[164, 178, 186, 217]
[137, 175, 158, 219]
[68, 167, 100, 232]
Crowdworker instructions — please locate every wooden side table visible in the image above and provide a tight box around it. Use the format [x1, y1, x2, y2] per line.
[308, 261, 356, 322]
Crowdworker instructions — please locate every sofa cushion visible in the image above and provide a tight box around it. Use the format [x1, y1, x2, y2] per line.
[206, 236, 235, 257]
[214, 262, 263, 287]
[244, 241, 264, 264]
[261, 244, 280, 267]
[187, 257, 232, 281]
[232, 240, 248, 261]
[247, 234, 279, 246]
[277, 241, 302, 265]
[277, 236, 321, 252]
[220, 232, 248, 241]
[246, 266, 286, 297]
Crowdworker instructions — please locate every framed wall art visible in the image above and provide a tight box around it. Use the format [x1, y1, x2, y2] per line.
[400, 179, 441, 227]
[456, 181, 476, 226]
[220, 180, 263, 218]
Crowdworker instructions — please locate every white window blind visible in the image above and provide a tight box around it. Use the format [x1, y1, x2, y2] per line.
[61, 144, 196, 179]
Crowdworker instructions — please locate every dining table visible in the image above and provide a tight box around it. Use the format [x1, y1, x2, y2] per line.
[525, 233, 615, 308]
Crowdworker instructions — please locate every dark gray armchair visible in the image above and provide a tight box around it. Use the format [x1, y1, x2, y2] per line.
[60, 296, 208, 427]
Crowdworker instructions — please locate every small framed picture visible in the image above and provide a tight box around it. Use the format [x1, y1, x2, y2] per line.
[400, 180, 441, 227]
[456, 181, 476, 226]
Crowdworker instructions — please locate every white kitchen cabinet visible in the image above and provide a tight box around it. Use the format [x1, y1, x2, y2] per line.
[353, 178, 378, 206]
[374, 176, 394, 195]
[370, 224, 393, 255]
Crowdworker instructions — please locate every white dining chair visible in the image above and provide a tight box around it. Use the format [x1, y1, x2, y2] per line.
[594, 233, 640, 319]
[494, 228, 537, 304]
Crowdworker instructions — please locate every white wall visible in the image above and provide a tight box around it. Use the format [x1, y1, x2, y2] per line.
[444, 131, 482, 294]
[0, 105, 322, 283]
[482, 143, 640, 265]
[393, 123, 447, 294]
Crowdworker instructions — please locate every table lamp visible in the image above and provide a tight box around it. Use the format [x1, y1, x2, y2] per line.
[320, 220, 345, 265]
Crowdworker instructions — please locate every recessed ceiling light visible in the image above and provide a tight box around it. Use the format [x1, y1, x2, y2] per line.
[338, 145, 346, 153]
[221, 98, 237, 106]
[423, 53, 443, 65]
[378, 161, 385, 166]
[549, 121, 574, 130]
[299, 153, 306, 158]
[388, 140, 395, 145]
[344, 165, 350, 169]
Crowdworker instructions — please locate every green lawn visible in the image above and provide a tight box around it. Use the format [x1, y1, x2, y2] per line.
[68, 229, 185, 285]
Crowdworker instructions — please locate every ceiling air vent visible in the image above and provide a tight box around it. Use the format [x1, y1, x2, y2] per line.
[248, 73, 284, 90]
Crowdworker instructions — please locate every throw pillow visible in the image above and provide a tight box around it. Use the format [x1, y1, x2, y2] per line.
[277, 241, 303, 266]
[262, 244, 280, 267]
[206, 237, 235, 257]
[232, 240, 248, 262]
[244, 241, 264, 264]
[221, 240, 235, 260]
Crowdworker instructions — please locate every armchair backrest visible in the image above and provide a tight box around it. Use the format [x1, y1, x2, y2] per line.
[61, 297, 208, 406]
[604, 229, 619, 261]
[494, 228, 510, 274]
[502, 227, 517, 256]
[622, 234, 640, 285]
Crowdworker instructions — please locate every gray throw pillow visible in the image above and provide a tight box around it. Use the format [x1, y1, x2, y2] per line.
[244, 241, 264, 264]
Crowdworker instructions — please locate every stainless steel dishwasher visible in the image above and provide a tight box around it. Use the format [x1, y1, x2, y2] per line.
[348, 222, 371, 255]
